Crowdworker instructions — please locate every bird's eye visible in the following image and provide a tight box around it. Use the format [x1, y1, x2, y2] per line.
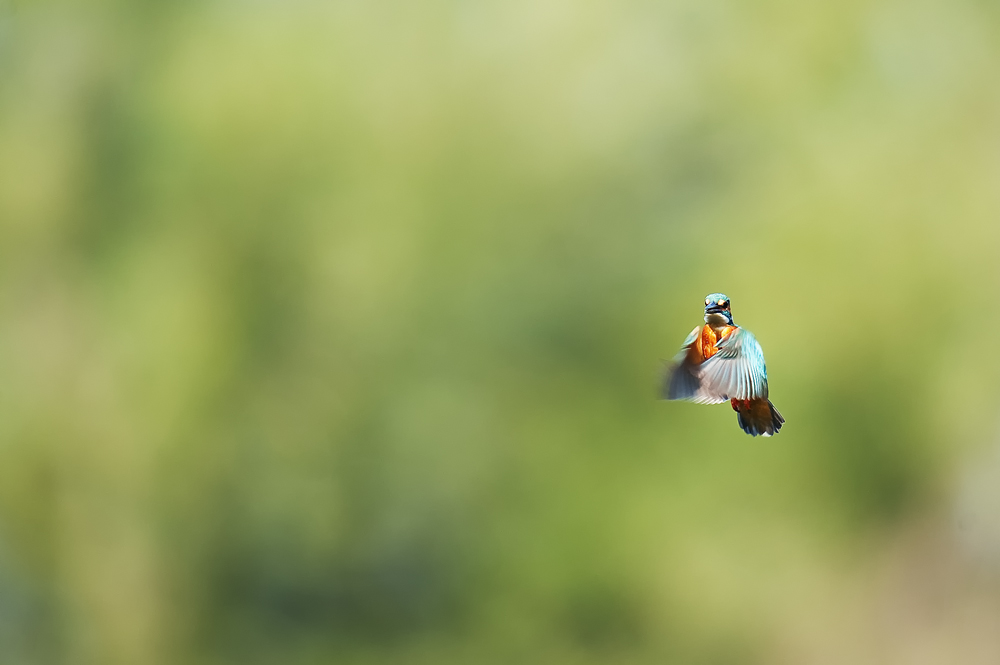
[723, 300, 729, 308]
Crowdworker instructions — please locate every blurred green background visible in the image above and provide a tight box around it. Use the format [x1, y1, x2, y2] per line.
[1, 0, 1000, 663]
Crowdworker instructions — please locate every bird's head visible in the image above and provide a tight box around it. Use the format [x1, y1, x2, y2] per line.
[704, 293, 733, 326]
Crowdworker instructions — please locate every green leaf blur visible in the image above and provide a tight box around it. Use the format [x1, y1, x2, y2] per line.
[0, 0, 998, 663]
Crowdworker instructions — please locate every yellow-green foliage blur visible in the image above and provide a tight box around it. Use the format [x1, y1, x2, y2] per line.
[1, 1, 999, 663]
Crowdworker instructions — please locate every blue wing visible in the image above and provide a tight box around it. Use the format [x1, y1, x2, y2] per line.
[663, 326, 727, 404]
[663, 327, 701, 400]
[696, 327, 769, 401]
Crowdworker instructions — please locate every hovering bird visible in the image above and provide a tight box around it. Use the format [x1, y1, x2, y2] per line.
[663, 293, 784, 436]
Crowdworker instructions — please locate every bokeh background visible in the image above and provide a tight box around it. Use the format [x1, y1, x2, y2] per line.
[1, 0, 1000, 663]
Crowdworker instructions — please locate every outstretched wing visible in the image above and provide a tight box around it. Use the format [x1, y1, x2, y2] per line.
[696, 327, 768, 401]
[663, 327, 727, 404]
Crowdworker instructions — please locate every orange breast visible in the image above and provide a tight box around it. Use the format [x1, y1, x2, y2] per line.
[698, 324, 737, 362]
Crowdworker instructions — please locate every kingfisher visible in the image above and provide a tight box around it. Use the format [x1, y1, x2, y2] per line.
[663, 293, 784, 436]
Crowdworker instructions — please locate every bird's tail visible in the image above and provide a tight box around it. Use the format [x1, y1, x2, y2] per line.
[731, 398, 784, 437]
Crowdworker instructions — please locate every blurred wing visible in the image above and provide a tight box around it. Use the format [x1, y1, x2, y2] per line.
[663, 327, 727, 404]
[696, 327, 769, 401]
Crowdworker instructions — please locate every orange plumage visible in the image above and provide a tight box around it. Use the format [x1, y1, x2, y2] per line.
[687, 324, 737, 364]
